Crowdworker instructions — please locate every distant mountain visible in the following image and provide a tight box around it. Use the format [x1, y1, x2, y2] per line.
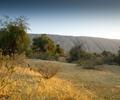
[28, 34, 120, 54]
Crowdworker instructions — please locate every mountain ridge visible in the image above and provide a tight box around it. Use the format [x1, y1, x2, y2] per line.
[28, 33, 120, 54]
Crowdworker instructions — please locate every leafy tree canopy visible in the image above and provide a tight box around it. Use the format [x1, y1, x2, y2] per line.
[32, 34, 55, 53]
[32, 34, 64, 59]
[0, 16, 30, 55]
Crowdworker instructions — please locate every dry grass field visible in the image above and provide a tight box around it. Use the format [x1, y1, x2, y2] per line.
[0, 59, 120, 100]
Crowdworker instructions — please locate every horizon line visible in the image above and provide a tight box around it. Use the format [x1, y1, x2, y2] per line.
[28, 33, 120, 40]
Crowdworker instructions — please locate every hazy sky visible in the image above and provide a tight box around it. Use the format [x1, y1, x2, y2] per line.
[0, 0, 120, 39]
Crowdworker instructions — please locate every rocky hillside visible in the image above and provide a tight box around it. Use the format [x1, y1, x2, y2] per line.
[29, 34, 120, 53]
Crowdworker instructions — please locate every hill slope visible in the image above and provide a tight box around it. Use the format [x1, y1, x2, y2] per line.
[29, 34, 120, 53]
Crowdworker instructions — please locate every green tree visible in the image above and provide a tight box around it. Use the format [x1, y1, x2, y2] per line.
[0, 16, 30, 55]
[32, 34, 64, 60]
[32, 34, 56, 59]
[55, 44, 64, 56]
[68, 44, 91, 62]
[118, 47, 120, 65]
[101, 50, 115, 65]
[32, 34, 55, 53]
[115, 47, 120, 65]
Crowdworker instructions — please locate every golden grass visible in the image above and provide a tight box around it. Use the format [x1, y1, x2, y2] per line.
[0, 63, 95, 100]
[27, 59, 120, 100]
[0, 59, 120, 100]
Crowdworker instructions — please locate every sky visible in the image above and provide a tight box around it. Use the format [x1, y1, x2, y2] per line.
[0, 0, 120, 39]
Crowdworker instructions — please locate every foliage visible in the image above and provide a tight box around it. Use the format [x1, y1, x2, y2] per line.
[32, 34, 55, 53]
[55, 44, 64, 56]
[0, 16, 30, 55]
[25, 48, 33, 58]
[36, 52, 57, 60]
[78, 50, 116, 68]
[32, 34, 64, 60]
[101, 50, 116, 65]
[68, 44, 92, 62]
[114, 47, 120, 65]
[68, 44, 117, 67]
[77, 53, 103, 70]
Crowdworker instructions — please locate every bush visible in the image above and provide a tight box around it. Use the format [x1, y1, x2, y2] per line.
[101, 51, 116, 65]
[39, 66, 58, 79]
[77, 49, 118, 69]
[38, 65, 59, 79]
[77, 53, 106, 70]
[69, 44, 119, 67]
[77, 56, 104, 68]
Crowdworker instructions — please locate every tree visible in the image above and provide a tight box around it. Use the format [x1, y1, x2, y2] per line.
[32, 34, 64, 60]
[117, 47, 120, 65]
[101, 50, 115, 65]
[32, 34, 56, 59]
[0, 16, 30, 55]
[68, 44, 91, 62]
[55, 44, 64, 56]
[32, 34, 55, 53]
[114, 47, 120, 65]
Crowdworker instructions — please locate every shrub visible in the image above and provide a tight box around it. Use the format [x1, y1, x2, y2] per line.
[76, 49, 118, 68]
[76, 52, 107, 70]
[77, 56, 104, 69]
[39, 66, 58, 79]
[37, 62, 59, 79]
